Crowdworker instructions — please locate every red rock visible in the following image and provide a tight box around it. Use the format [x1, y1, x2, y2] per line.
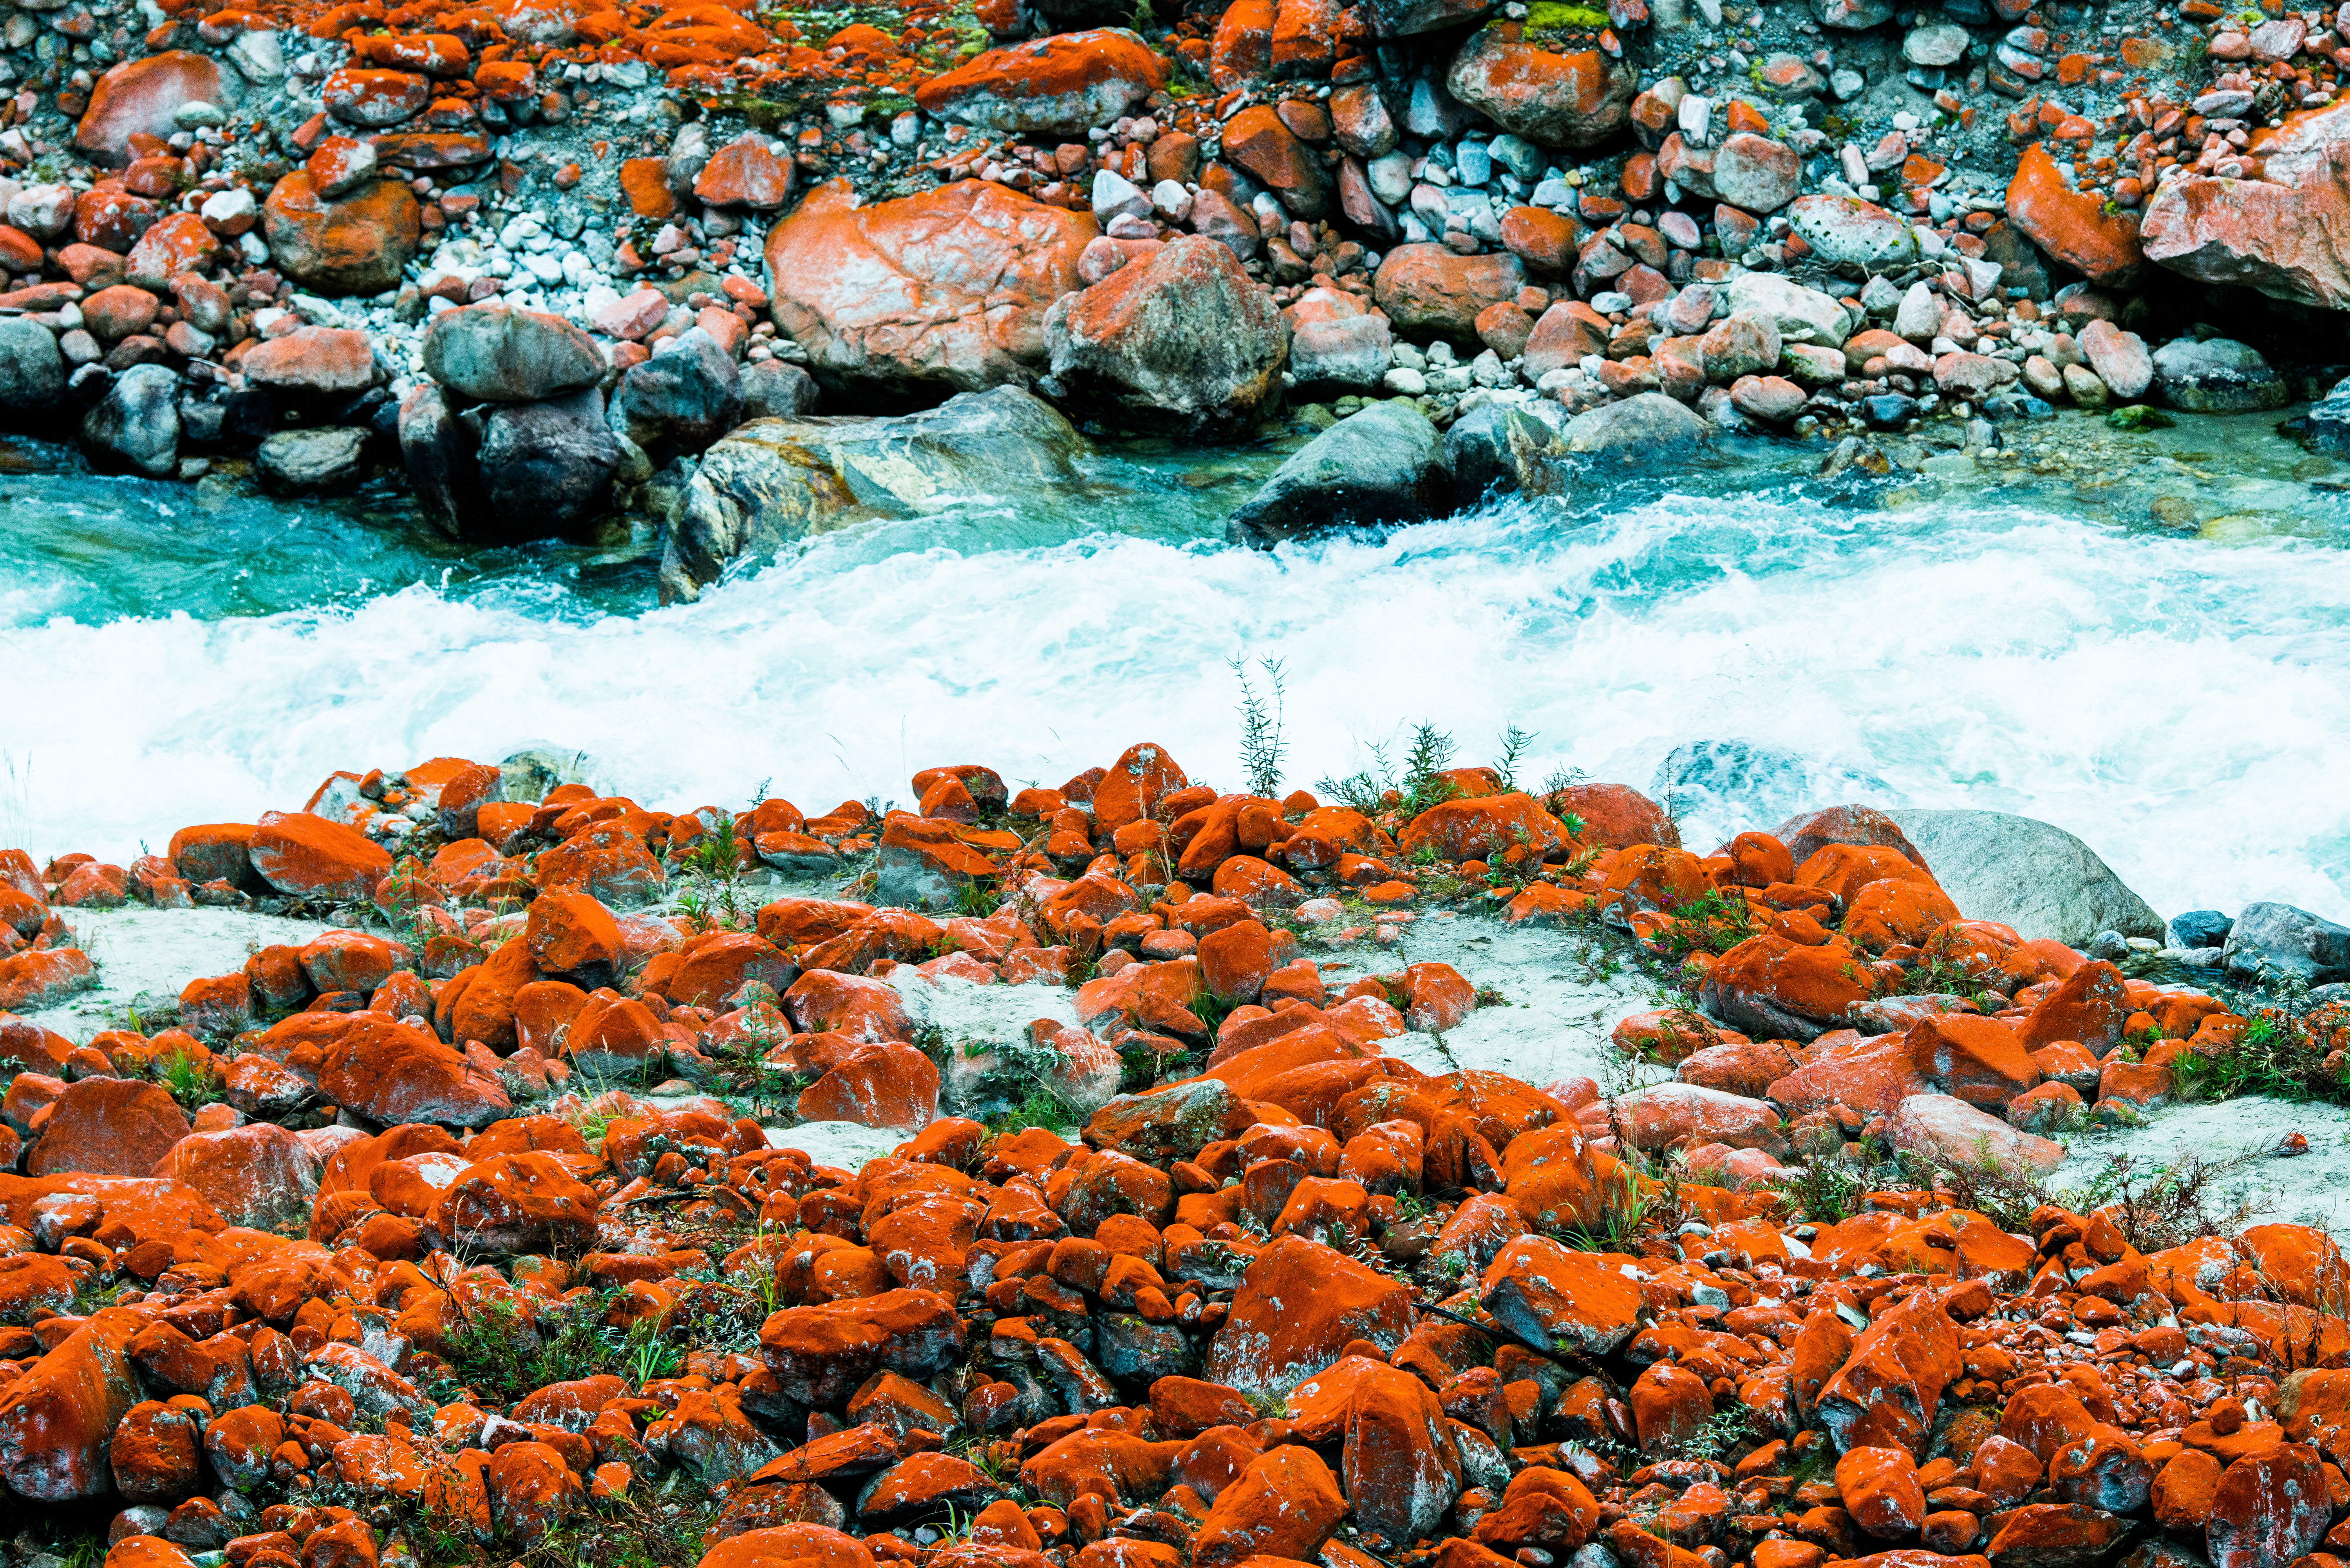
[247, 810, 391, 900]
[1375, 243, 1529, 334]
[125, 212, 222, 293]
[155, 1122, 321, 1230]
[1205, 1234, 1415, 1392]
[1223, 105, 1331, 217]
[1817, 1286, 1959, 1458]
[1908, 1013, 2039, 1109]
[1445, 28, 1636, 148]
[322, 68, 431, 128]
[914, 29, 1166, 137]
[260, 173, 423, 297]
[2006, 143, 2142, 283]
[27, 1078, 189, 1176]
[241, 326, 380, 394]
[75, 54, 222, 168]
[765, 179, 1094, 397]
[1480, 1234, 1644, 1355]
[1774, 804, 1929, 870]
[797, 1042, 940, 1129]
[696, 139, 795, 211]
[1838, 1447, 1927, 1537]
[431, 1151, 600, 1255]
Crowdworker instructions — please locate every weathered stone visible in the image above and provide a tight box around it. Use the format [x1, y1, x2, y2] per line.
[1043, 235, 1287, 434]
[1227, 401, 1449, 546]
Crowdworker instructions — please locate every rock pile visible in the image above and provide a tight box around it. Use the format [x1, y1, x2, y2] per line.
[4, 743, 2349, 1568]
[0, 0, 2341, 557]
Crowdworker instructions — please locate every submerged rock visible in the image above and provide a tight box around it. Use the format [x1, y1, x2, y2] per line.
[256, 427, 371, 494]
[663, 386, 1090, 601]
[80, 365, 180, 478]
[1225, 401, 1450, 546]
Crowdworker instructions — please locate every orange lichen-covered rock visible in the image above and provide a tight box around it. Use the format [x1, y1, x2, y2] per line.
[1551, 783, 1678, 850]
[1397, 792, 1573, 863]
[260, 173, 422, 296]
[154, 1122, 321, 1230]
[1907, 1013, 2039, 1109]
[758, 1289, 966, 1405]
[27, 1078, 188, 1176]
[1480, 1234, 1644, 1356]
[0, 1306, 145, 1498]
[317, 1015, 513, 1127]
[2006, 141, 2142, 283]
[796, 1042, 940, 1129]
[1444, 27, 1636, 148]
[1205, 1234, 1415, 1393]
[1343, 1363, 1463, 1541]
[524, 890, 625, 985]
[1844, 877, 1963, 952]
[1817, 1285, 1960, 1458]
[1701, 933, 1875, 1040]
[430, 1151, 600, 1256]
[1837, 1446, 1927, 1537]
[765, 179, 1094, 399]
[247, 810, 391, 901]
[1043, 235, 1289, 435]
[2016, 960, 2129, 1055]
[915, 28, 1166, 136]
[1192, 1444, 1347, 1567]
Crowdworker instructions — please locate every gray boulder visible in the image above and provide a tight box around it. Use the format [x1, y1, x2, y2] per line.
[80, 364, 180, 477]
[610, 328, 743, 461]
[2308, 374, 2350, 450]
[1225, 401, 1450, 547]
[2169, 910, 2232, 949]
[0, 320, 65, 421]
[2223, 901, 2350, 986]
[2152, 337, 2287, 413]
[1563, 392, 1711, 458]
[1443, 400, 1568, 500]
[665, 385, 1089, 602]
[740, 359, 819, 421]
[1043, 235, 1289, 435]
[1892, 808, 2164, 946]
[421, 302, 604, 403]
[477, 389, 623, 532]
[398, 382, 491, 540]
[257, 426, 369, 493]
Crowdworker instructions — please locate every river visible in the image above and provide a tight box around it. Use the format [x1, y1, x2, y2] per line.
[5, 409, 2348, 923]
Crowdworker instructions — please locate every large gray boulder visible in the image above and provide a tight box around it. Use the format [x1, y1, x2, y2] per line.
[1225, 401, 1449, 547]
[1043, 235, 1288, 435]
[421, 302, 604, 403]
[1444, 399, 1568, 500]
[2223, 901, 2350, 986]
[477, 389, 623, 531]
[609, 328, 742, 461]
[0, 320, 65, 421]
[1892, 808, 2163, 946]
[664, 385, 1089, 602]
[1564, 392, 1711, 458]
[740, 359, 819, 421]
[2151, 337, 2287, 413]
[80, 365, 180, 477]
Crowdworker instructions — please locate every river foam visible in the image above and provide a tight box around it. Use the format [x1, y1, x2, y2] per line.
[7, 487, 2348, 923]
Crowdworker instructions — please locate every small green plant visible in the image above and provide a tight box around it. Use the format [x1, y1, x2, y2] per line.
[1494, 724, 1536, 793]
[1676, 1407, 1753, 1462]
[154, 1047, 221, 1108]
[1232, 656, 1288, 798]
[1553, 1161, 1656, 1252]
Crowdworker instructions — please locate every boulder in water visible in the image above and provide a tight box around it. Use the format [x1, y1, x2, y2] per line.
[257, 427, 371, 494]
[663, 386, 1090, 602]
[2222, 902, 2350, 986]
[477, 390, 623, 532]
[1443, 399, 1568, 499]
[80, 365, 180, 478]
[2151, 338, 2287, 414]
[1892, 808, 2163, 947]
[1562, 392, 1709, 458]
[1226, 401, 1449, 546]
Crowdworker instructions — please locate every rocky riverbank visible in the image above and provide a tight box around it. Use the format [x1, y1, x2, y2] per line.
[5, 0, 2350, 581]
[4, 746, 2350, 1568]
